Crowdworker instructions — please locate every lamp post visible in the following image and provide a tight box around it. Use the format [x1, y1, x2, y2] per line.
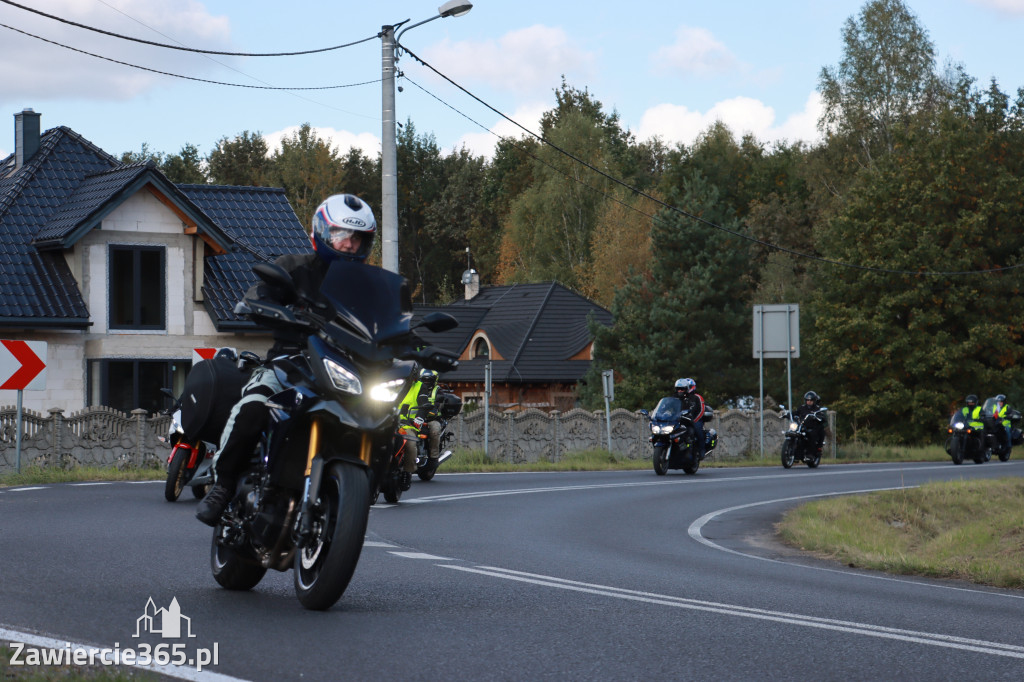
[380, 1, 473, 274]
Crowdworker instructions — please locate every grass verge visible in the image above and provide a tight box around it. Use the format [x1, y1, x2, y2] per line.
[777, 477, 1024, 589]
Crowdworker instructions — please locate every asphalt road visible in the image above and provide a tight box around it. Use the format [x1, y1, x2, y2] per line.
[2, 460, 1023, 681]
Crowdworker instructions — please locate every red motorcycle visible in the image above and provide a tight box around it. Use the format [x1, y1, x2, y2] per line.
[159, 387, 215, 502]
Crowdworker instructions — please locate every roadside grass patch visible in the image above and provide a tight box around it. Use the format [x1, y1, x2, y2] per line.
[777, 478, 1024, 588]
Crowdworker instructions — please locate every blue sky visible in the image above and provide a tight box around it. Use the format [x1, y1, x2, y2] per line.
[1, 0, 1023, 162]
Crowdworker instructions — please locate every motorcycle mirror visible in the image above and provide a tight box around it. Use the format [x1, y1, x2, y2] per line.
[253, 262, 299, 303]
[160, 387, 176, 400]
[417, 312, 458, 333]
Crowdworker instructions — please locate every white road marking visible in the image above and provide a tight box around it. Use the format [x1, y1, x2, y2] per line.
[687, 488, 1024, 600]
[363, 541, 399, 548]
[6, 486, 48, 492]
[70, 482, 112, 486]
[402, 463, 1001, 505]
[0, 626, 249, 682]
[441, 565, 1024, 659]
[389, 552, 452, 560]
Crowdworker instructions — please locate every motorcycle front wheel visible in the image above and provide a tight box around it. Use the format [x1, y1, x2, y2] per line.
[294, 461, 370, 610]
[164, 447, 190, 502]
[652, 445, 668, 476]
[781, 440, 795, 469]
[950, 436, 964, 465]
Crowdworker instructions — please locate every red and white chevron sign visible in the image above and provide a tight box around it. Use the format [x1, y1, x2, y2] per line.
[0, 340, 47, 391]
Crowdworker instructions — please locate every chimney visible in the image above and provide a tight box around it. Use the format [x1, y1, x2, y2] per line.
[15, 109, 41, 170]
[461, 268, 480, 300]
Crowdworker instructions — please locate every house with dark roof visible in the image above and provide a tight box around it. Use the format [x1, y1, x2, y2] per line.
[0, 109, 305, 415]
[413, 274, 613, 412]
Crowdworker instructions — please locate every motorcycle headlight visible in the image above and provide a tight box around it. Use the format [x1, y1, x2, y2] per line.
[369, 378, 405, 402]
[323, 357, 362, 395]
[788, 422, 799, 432]
[953, 422, 965, 431]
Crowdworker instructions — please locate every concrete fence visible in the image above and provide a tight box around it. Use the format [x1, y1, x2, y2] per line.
[0, 404, 835, 474]
[0, 405, 170, 473]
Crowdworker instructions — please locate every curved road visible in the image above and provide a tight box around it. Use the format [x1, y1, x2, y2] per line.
[2, 460, 1023, 680]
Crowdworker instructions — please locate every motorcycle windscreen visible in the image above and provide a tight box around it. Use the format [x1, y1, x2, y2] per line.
[652, 397, 682, 422]
[319, 259, 413, 344]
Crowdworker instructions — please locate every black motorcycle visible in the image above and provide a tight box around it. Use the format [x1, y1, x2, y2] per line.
[980, 397, 1022, 463]
[416, 390, 462, 482]
[640, 397, 716, 476]
[199, 259, 458, 610]
[780, 405, 826, 469]
[945, 410, 989, 465]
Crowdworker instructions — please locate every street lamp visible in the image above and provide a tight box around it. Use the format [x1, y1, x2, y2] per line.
[380, 1, 473, 274]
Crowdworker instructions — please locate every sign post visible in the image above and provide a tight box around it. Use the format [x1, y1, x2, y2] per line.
[1, 340, 48, 473]
[752, 306, 799, 459]
[483, 361, 492, 459]
[601, 369, 615, 452]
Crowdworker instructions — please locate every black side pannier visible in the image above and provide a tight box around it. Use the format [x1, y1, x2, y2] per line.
[180, 358, 249, 444]
[439, 392, 463, 419]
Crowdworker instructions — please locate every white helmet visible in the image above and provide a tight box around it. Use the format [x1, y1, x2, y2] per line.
[310, 194, 376, 263]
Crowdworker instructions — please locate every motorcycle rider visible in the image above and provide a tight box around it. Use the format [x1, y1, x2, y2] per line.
[990, 394, 1011, 451]
[960, 394, 985, 452]
[673, 378, 706, 460]
[395, 369, 443, 489]
[196, 193, 378, 526]
[795, 390, 826, 452]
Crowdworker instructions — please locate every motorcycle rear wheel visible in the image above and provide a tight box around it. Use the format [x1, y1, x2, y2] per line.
[998, 449, 1011, 462]
[652, 445, 668, 476]
[211, 532, 267, 591]
[294, 461, 370, 610]
[164, 448, 190, 502]
[781, 440, 795, 469]
[682, 456, 700, 475]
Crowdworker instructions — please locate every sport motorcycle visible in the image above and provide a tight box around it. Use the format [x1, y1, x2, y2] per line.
[193, 259, 458, 610]
[640, 397, 717, 476]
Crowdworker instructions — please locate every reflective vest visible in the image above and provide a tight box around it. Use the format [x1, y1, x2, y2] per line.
[962, 405, 983, 429]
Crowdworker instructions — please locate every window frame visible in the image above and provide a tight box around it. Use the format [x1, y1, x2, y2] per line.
[108, 244, 166, 330]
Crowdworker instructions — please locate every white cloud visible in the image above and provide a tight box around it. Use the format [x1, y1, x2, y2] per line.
[0, 0, 233, 100]
[652, 26, 740, 77]
[264, 126, 380, 159]
[969, 0, 1024, 15]
[452, 102, 547, 159]
[636, 92, 823, 147]
[421, 25, 593, 96]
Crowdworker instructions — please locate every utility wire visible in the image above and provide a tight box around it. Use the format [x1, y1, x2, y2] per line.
[398, 44, 1024, 278]
[0, 22, 381, 90]
[0, 0, 376, 55]
[88, 0, 377, 121]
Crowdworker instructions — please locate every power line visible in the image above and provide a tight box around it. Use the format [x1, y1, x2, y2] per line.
[0, 0, 376, 56]
[398, 44, 1024, 279]
[0, 22, 381, 91]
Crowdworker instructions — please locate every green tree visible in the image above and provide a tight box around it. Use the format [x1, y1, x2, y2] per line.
[818, 0, 938, 165]
[583, 170, 755, 410]
[160, 143, 206, 184]
[266, 124, 345, 227]
[809, 82, 1024, 443]
[207, 131, 269, 186]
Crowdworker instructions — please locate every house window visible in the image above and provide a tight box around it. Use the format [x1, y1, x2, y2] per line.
[473, 337, 490, 359]
[88, 359, 187, 415]
[109, 245, 165, 329]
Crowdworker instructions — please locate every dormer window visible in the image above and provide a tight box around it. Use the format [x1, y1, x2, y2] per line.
[473, 337, 490, 359]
